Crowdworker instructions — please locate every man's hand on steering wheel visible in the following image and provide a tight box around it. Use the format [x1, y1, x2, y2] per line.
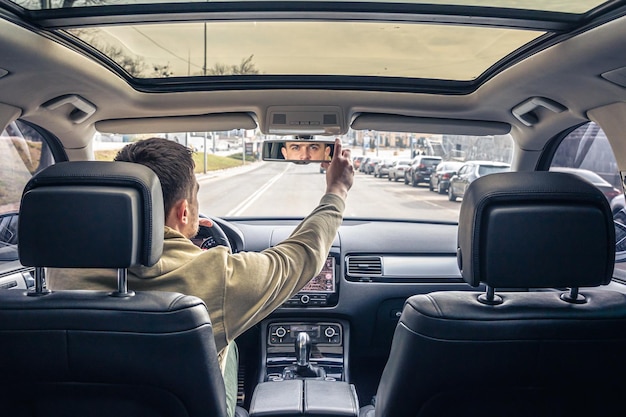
[191, 216, 232, 252]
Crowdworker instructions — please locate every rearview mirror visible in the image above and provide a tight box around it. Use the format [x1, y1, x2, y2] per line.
[262, 139, 335, 163]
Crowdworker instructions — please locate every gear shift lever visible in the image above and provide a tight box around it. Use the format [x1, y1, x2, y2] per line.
[282, 332, 326, 379]
[296, 331, 312, 366]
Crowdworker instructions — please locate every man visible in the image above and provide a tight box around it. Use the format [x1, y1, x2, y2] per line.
[281, 140, 332, 161]
[48, 136, 353, 417]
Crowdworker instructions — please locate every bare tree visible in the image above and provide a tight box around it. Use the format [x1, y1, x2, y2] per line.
[102, 45, 146, 77]
[153, 63, 173, 78]
[206, 55, 260, 76]
[232, 55, 259, 75]
[206, 62, 231, 76]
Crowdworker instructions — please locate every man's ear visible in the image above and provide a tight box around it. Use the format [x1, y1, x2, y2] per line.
[177, 198, 190, 224]
[166, 198, 189, 229]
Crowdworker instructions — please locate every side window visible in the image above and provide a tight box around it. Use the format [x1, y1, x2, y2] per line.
[0, 120, 56, 266]
[550, 122, 624, 278]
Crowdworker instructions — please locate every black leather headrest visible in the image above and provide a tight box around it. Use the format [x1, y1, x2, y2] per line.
[457, 171, 615, 288]
[18, 161, 164, 268]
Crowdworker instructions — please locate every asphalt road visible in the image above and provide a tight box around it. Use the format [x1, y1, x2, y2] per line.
[197, 161, 461, 222]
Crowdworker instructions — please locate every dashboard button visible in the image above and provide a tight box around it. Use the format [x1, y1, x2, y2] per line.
[275, 326, 287, 338]
[324, 327, 336, 338]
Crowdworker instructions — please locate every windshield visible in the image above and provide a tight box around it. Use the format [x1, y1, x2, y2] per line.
[94, 130, 514, 222]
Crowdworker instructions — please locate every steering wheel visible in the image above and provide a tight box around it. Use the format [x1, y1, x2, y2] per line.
[192, 216, 232, 253]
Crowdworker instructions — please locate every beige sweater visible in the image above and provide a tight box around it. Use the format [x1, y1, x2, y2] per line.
[47, 193, 344, 354]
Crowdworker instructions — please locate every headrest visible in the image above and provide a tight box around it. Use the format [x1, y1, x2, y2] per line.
[18, 161, 164, 268]
[457, 171, 615, 288]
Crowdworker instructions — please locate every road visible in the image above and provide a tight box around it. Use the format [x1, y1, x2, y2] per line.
[197, 161, 461, 222]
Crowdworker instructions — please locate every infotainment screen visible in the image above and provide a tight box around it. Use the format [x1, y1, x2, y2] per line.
[300, 256, 335, 293]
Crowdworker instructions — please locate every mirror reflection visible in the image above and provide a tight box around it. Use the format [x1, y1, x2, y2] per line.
[262, 139, 335, 163]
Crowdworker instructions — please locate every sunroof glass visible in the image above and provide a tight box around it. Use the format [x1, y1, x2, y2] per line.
[67, 21, 543, 80]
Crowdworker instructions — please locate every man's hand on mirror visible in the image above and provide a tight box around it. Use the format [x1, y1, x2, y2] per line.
[324, 138, 354, 200]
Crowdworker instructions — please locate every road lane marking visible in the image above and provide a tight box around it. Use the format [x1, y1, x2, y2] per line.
[421, 198, 459, 214]
[227, 164, 291, 216]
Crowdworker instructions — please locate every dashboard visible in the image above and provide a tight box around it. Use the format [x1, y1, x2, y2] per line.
[214, 217, 474, 400]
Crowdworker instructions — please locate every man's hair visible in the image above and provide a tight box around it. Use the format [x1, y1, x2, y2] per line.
[114, 137, 196, 215]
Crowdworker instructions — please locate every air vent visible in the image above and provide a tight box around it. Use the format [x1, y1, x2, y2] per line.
[347, 256, 383, 277]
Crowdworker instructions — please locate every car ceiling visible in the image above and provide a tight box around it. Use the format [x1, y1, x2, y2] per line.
[1, 1, 626, 163]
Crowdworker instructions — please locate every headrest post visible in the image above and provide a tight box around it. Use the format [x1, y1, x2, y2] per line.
[27, 267, 51, 297]
[110, 268, 135, 298]
[560, 287, 586, 304]
[478, 284, 503, 305]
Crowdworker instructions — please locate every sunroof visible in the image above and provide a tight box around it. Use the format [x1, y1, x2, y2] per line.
[10, 0, 609, 14]
[68, 21, 542, 80]
[6, 0, 613, 82]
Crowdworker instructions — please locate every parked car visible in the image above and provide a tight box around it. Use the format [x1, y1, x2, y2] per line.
[373, 158, 394, 178]
[359, 157, 371, 173]
[429, 161, 464, 194]
[549, 167, 622, 204]
[363, 157, 381, 175]
[387, 159, 413, 182]
[404, 155, 442, 187]
[352, 156, 365, 171]
[448, 161, 511, 201]
[4, 0, 626, 416]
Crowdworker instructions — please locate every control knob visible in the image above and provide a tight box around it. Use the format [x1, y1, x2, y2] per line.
[275, 326, 287, 338]
[324, 326, 337, 338]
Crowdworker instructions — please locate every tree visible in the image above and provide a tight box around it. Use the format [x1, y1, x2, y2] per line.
[206, 55, 260, 76]
[153, 64, 173, 78]
[206, 62, 231, 76]
[232, 55, 259, 75]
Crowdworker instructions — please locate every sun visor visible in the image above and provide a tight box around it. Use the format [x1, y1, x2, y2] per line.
[96, 112, 257, 134]
[351, 113, 510, 136]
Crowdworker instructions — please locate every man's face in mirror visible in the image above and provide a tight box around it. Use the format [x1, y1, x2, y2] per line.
[281, 142, 331, 161]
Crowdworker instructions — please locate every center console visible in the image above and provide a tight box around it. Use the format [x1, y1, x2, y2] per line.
[260, 252, 348, 383]
[262, 319, 348, 382]
[249, 250, 357, 417]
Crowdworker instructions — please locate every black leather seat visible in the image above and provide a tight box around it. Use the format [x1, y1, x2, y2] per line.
[363, 171, 626, 417]
[0, 161, 228, 417]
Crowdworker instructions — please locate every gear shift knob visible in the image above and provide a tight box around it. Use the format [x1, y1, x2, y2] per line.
[295, 332, 311, 366]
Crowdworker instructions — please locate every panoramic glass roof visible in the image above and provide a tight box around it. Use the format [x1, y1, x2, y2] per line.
[68, 23, 542, 80]
[4, 0, 615, 82]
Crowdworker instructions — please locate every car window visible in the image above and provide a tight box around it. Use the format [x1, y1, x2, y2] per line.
[550, 121, 624, 280]
[422, 158, 442, 166]
[477, 164, 510, 176]
[0, 121, 56, 266]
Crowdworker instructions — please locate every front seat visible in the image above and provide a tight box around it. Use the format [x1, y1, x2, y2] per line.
[362, 171, 626, 417]
[0, 161, 228, 417]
